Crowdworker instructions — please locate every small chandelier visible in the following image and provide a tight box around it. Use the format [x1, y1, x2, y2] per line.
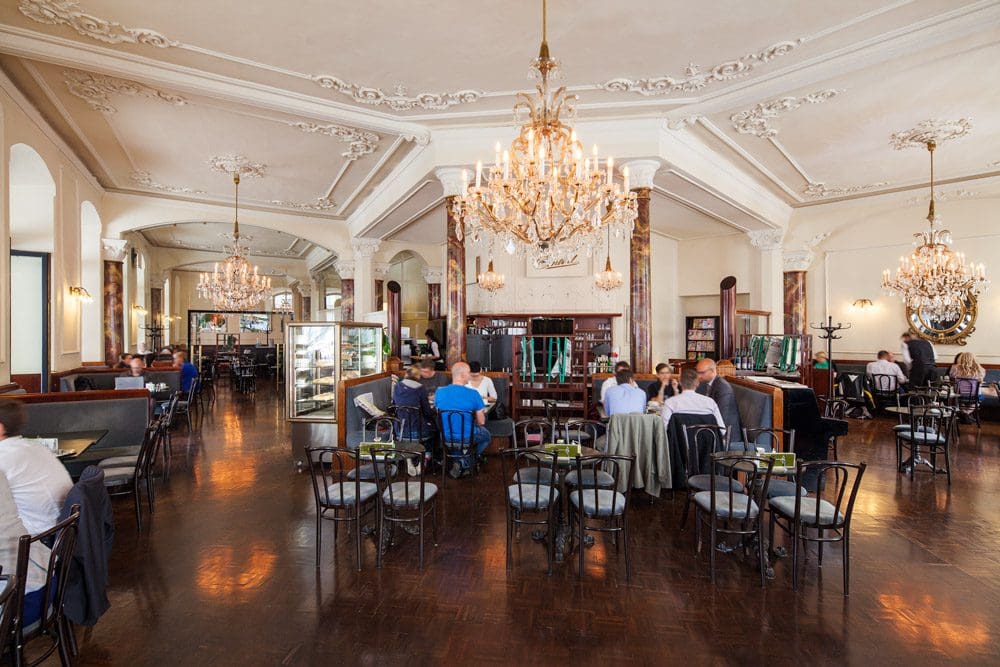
[881, 140, 988, 320]
[594, 226, 623, 291]
[451, 0, 637, 268]
[477, 258, 505, 292]
[197, 173, 271, 310]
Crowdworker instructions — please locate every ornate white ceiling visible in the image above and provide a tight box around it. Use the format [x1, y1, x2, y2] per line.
[1, 0, 998, 241]
[138, 222, 319, 259]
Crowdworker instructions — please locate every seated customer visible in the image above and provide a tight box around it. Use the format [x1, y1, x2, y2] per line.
[604, 369, 647, 416]
[949, 351, 986, 384]
[416, 360, 448, 394]
[660, 368, 724, 429]
[0, 472, 51, 627]
[813, 351, 838, 377]
[0, 399, 73, 535]
[695, 358, 741, 436]
[173, 350, 199, 393]
[467, 362, 497, 403]
[646, 362, 678, 404]
[866, 350, 907, 390]
[599, 360, 631, 404]
[434, 362, 490, 478]
[393, 366, 437, 444]
[113, 353, 133, 370]
[120, 357, 149, 380]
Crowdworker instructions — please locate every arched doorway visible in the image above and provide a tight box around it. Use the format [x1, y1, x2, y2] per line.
[9, 144, 55, 391]
[80, 201, 102, 361]
[386, 250, 429, 357]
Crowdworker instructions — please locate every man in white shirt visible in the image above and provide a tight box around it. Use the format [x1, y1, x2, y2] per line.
[0, 400, 73, 535]
[867, 350, 908, 390]
[599, 360, 630, 405]
[661, 368, 724, 429]
[603, 369, 647, 416]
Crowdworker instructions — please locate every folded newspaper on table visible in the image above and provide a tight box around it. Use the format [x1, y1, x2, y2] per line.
[754, 451, 796, 472]
[357, 441, 396, 458]
[544, 443, 581, 459]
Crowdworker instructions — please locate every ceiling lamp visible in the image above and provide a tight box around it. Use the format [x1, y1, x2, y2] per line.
[451, 0, 637, 268]
[880, 141, 988, 321]
[477, 257, 506, 292]
[197, 173, 272, 311]
[594, 226, 623, 291]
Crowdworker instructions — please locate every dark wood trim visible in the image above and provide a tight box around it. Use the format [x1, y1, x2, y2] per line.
[468, 312, 621, 319]
[50, 366, 179, 391]
[11, 389, 149, 404]
[80, 361, 109, 367]
[0, 383, 22, 394]
[336, 371, 392, 445]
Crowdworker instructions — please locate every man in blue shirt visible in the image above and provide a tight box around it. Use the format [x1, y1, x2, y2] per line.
[603, 368, 647, 416]
[173, 351, 199, 394]
[433, 362, 490, 478]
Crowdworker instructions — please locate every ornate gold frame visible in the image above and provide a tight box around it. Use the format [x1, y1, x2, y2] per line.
[905, 291, 977, 345]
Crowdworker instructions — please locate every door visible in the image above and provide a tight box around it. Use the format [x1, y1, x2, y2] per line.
[10, 251, 50, 392]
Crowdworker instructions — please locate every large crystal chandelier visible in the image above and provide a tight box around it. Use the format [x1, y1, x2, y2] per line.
[451, 0, 638, 268]
[881, 140, 988, 321]
[197, 173, 272, 310]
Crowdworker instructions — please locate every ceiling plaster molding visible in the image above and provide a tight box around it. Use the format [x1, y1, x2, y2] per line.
[600, 39, 803, 97]
[131, 170, 205, 194]
[350, 238, 381, 259]
[288, 121, 380, 160]
[435, 167, 467, 198]
[18, 0, 178, 48]
[747, 229, 785, 251]
[372, 262, 390, 279]
[890, 118, 973, 150]
[621, 160, 660, 189]
[783, 250, 814, 272]
[802, 181, 888, 198]
[903, 188, 978, 207]
[650, 185, 737, 230]
[63, 68, 187, 113]
[100, 238, 128, 261]
[730, 89, 842, 138]
[207, 154, 267, 178]
[266, 197, 337, 211]
[665, 115, 703, 131]
[334, 259, 355, 280]
[309, 77, 483, 112]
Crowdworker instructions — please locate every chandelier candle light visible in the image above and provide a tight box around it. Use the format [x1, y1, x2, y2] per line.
[477, 257, 506, 292]
[197, 173, 272, 311]
[594, 225, 623, 290]
[451, 0, 638, 268]
[881, 140, 988, 321]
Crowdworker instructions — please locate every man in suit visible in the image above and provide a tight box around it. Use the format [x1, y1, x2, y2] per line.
[695, 358, 742, 439]
[901, 332, 939, 387]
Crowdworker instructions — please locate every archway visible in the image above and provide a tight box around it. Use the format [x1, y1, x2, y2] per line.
[9, 144, 55, 391]
[386, 250, 429, 350]
[80, 201, 102, 361]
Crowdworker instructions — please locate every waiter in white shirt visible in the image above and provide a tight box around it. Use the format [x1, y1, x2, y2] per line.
[0, 400, 72, 535]
[660, 368, 724, 429]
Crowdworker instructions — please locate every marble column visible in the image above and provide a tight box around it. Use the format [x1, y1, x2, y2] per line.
[422, 267, 443, 321]
[335, 259, 355, 322]
[373, 262, 389, 312]
[351, 238, 381, 319]
[101, 239, 128, 364]
[437, 168, 466, 367]
[782, 250, 813, 336]
[624, 160, 659, 374]
[386, 281, 401, 357]
[748, 229, 786, 334]
[720, 276, 738, 360]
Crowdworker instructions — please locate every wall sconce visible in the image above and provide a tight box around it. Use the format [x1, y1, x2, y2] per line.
[852, 298, 874, 310]
[132, 304, 148, 316]
[69, 286, 93, 303]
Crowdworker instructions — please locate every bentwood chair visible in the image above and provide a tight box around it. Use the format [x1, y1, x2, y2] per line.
[768, 460, 866, 595]
[570, 453, 634, 581]
[499, 448, 559, 574]
[694, 453, 773, 587]
[305, 446, 378, 569]
[0, 575, 18, 659]
[174, 380, 200, 433]
[741, 428, 802, 500]
[869, 374, 902, 414]
[954, 378, 982, 428]
[393, 405, 438, 463]
[100, 423, 160, 530]
[436, 410, 481, 486]
[818, 398, 849, 459]
[349, 416, 399, 482]
[679, 424, 733, 531]
[896, 404, 956, 484]
[13, 507, 81, 667]
[562, 419, 603, 448]
[371, 448, 439, 569]
[510, 419, 556, 485]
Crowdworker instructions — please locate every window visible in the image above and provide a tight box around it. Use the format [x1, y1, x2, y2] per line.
[273, 291, 292, 311]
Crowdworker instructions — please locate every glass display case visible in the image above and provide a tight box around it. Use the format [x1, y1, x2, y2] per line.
[285, 322, 383, 422]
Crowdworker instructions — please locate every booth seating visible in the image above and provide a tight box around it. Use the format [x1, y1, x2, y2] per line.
[591, 374, 658, 409]
[13, 390, 150, 477]
[0, 383, 26, 395]
[339, 373, 394, 448]
[56, 369, 180, 394]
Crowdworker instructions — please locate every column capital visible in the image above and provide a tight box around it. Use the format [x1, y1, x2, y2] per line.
[334, 259, 355, 279]
[435, 167, 467, 197]
[783, 250, 815, 272]
[292, 281, 310, 297]
[372, 262, 390, 279]
[747, 229, 785, 251]
[622, 159, 661, 190]
[351, 237, 381, 259]
[421, 266, 444, 284]
[101, 238, 128, 262]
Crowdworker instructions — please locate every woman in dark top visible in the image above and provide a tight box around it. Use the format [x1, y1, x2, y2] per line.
[646, 362, 679, 404]
[424, 329, 444, 371]
[393, 366, 437, 447]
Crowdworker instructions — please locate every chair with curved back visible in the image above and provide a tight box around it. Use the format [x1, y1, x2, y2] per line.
[768, 460, 866, 595]
[99, 423, 159, 531]
[510, 419, 555, 485]
[562, 419, 603, 448]
[896, 404, 956, 483]
[679, 424, 733, 530]
[953, 377, 982, 428]
[0, 574, 18, 660]
[499, 447, 559, 574]
[741, 427, 801, 500]
[818, 398, 849, 459]
[570, 453, 635, 581]
[436, 409, 481, 485]
[305, 446, 378, 570]
[14, 507, 81, 667]
[393, 405, 438, 462]
[348, 416, 399, 482]
[868, 373, 902, 413]
[371, 447, 439, 569]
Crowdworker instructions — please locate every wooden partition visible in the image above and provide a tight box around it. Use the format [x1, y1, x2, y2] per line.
[728, 376, 785, 439]
[13, 388, 149, 404]
[336, 371, 393, 445]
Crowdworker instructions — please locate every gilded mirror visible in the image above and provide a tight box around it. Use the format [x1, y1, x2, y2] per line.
[905, 292, 977, 345]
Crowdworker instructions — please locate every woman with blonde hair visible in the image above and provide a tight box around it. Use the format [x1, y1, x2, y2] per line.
[949, 352, 986, 383]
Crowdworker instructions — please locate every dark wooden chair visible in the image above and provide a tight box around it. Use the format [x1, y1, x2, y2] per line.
[393, 405, 437, 462]
[0, 575, 18, 660]
[371, 447, 439, 569]
[896, 404, 956, 484]
[510, 419, 556, 485]
[499, 447, 559, 574]
[436, 410, 481, 485]
[954, 378, 982, 428]
[99, 423, 159, 531]
[869, 373, 902, 414]
[742, 427, 801, 500]
[818, 397, 848, 459]
[305, 446, 378, 569]
[13, 507, 81, 667]
[679, 424, 733, 531]
[348, 416, 399, 482]
[768, 460, 866, 595]
[570, 453, 634, 581]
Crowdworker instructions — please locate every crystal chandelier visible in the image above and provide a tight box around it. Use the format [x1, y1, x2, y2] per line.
[477, 257, 506, 292]
[594, 225, 623, 290]
[197, 173, 272, 310]
[451, 0, 638, 268]
[881, 140, 988, 321]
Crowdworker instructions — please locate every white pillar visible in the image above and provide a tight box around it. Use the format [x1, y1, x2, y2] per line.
[747, 229, 785, 334]
[309, 271, 326, 319]
[351, 238, 381, 318]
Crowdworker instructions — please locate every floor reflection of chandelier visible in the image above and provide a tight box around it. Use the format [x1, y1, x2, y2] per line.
[451, 0, 637, 268]
[197, 173, 271, 310]
[881, 140, 988, 321]
[477, 257, 505, 292]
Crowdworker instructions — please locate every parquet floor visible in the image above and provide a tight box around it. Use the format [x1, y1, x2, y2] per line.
[67, 382, 1000, 666]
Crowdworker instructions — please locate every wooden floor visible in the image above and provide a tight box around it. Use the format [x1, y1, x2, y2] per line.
[65, 381, 1000, 666]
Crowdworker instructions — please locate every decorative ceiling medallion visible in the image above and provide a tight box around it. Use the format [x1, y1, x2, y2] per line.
[19, 0, 178, 48]
[903, 189, 977, 207]
[600, 39, 803, 96]
[287, 122, 379, 160]
[730, 89, 841, 138]
[890, 118, 972, 150]
[747, 229, 785, 251]
[131, 170, 204, 194]
[266, 197, 337, 211]
[207, 155, 266, 178]
[64, 69, 187, 113]
[309, 78, 482, 111]
[803, 181, 888, 198]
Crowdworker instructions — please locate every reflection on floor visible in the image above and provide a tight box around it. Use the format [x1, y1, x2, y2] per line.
[71, 382, 1000, 665]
